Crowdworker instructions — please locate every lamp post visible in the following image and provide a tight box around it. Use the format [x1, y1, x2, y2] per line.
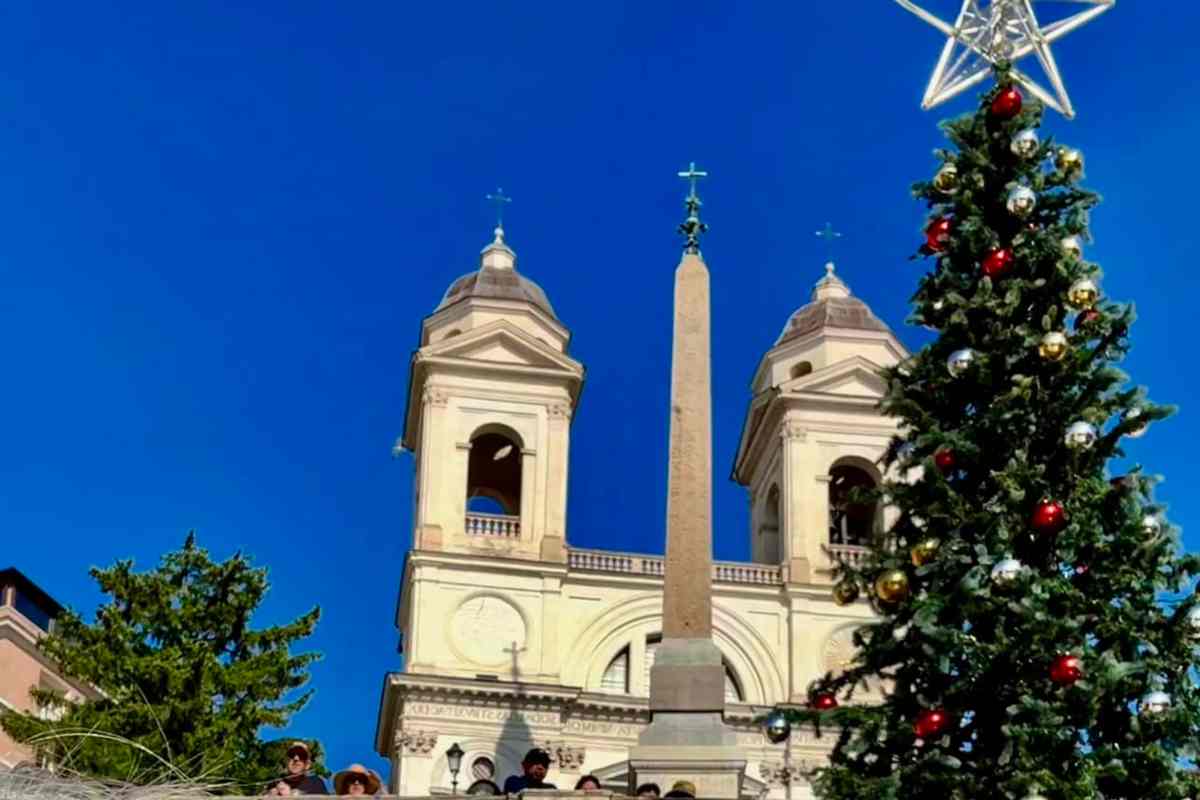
[446, 742, 465, 794]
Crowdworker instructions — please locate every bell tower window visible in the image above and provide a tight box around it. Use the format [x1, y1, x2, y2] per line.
[465, 426, 523, 537]
[756, 484, 781, 564]
[828, 461, 877, 547]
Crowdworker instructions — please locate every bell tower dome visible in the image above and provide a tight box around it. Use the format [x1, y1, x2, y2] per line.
[732, 259, 907, 583]
[401, 208, 584, 564]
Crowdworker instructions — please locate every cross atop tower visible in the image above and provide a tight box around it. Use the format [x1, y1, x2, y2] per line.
[815, 221, 843, 264]
[486, 187, 512, 229]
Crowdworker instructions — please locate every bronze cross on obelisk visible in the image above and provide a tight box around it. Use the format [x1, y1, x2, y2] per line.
[676, 162, 709, 254]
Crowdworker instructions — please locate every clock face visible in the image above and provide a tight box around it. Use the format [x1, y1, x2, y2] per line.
[450, 595, 527, 666]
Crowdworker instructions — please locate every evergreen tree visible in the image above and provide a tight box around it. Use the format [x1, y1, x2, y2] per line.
[780, 67, 1200, 800]
[1, 534, 321, 790]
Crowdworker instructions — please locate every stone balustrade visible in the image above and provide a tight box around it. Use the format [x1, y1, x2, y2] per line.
[465, 512, 521, 538]
[567, 548, 781, 586]
[826, 544, 870, 568]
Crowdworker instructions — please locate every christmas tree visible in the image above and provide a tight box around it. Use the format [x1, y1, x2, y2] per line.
[1, 533, 322, 790]
[769, 66, 1200, 800]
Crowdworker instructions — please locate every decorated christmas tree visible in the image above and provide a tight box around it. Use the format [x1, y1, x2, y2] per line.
[765, 66, 1200, 800]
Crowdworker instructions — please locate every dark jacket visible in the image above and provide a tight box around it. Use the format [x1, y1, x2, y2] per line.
[286, 774, 330, 795]
[502, 776, 557, 793]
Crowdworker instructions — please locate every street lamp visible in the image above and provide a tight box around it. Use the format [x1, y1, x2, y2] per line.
[446, 742, 465, 794]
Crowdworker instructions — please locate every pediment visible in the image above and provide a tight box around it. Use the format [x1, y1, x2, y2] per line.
[423, 320, 581, 373]
[784, 357, 888, 399]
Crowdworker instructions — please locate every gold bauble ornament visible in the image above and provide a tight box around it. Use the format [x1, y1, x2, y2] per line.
[911, 537, 941, 567]
[832, 580, 860, 606]
[874, 569, 911, 604]
[1067, 277, 1100, 309]
[1039, 331, 1069, 362]
[1056, 147, 1085, 179]
[932, 163, 959, 194]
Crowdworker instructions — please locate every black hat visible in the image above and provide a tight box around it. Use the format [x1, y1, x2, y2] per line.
[522, 748, 551, 766]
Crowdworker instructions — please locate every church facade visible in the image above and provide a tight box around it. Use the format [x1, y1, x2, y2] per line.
[373, 224, 907, 798]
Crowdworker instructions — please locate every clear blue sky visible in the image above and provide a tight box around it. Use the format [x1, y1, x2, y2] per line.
[3, 1, 1196, 783]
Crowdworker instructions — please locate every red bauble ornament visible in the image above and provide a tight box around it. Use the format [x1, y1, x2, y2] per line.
[982, 248, 1014, 279]
[991, 86, 1023, 119]
[1075, 308, 1102, 330]
[1049, 654, 1084, 685]
[809, 693, 838, 711]
[934, 448, 956, 474]
[1031, 499, 1067, 536]
[913, 708, 951, 739]
[925, 217, 953, 252]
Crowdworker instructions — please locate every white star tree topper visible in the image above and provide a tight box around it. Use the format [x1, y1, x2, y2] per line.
[895, 0, 1114, 118]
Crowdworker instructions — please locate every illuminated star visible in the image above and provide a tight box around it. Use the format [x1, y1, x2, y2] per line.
[895, 0, 1115, 118]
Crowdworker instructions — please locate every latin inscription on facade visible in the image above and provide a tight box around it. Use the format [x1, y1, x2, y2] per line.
[405, 701, 560, 727]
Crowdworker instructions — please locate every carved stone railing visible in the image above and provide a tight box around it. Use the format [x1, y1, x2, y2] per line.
[827, 543, 871, 568]
[465, 512, 521, 538]
[567, 548, 782, 586]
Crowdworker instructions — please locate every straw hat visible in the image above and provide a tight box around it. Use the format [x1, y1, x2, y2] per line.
[334, 764, 381, 795]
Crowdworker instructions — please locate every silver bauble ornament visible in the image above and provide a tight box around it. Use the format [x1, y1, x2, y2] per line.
[1141, 514, 1163, 538]
[1140, 690, 1172, 717]
[896, 442, 916, 463]
[1124, 408, 1148, 439]
[1184, 606, 1200, 639]
[1010, 129, 1040, 159]
[763, 709, 791, 743]
[1061, 235, 1084, 260]
[1064, 421, 1098, 450]
[1007, 186, 1037, 218]
[991, 557, 1024, 587]
[946, 348, 976, 377]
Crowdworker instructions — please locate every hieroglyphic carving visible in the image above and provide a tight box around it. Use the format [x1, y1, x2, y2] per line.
[395, 729, 439, 755]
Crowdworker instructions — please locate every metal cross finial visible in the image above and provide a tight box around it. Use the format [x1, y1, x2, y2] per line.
[676, 162, 709, 254]
[815, 222, 842, 263]
[486, 187, 512, 228]
[677, 161, 708, 199]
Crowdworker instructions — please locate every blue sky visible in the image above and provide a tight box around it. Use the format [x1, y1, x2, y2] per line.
[2, 0, 1197, 783]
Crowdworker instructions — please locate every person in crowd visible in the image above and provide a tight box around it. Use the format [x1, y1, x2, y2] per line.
[635, 783, 661, 798]
[333, 764, 382, 797]
[501, 748, 557, 793]
[282, 741, 329, 795]
[662, 781, 696, 799]
[466, 778, 501, 795]
[573, 775, 602, 792]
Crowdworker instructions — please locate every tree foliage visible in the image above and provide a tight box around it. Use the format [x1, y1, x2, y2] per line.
[1, 534, 322, 791]
[792, 66, 1200, 800]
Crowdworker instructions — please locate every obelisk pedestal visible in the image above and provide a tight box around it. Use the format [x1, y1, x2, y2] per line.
[628, 178, 745, 797]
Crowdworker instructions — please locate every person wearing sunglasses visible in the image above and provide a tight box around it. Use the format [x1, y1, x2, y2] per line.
[281, 741, 329, 795]
[333, 764, 382, 796]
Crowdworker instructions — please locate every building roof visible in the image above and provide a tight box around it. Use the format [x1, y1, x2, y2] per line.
[0, 567, 64, 617]
[433, 227, 557, 319]
[775, 262, 892, 346]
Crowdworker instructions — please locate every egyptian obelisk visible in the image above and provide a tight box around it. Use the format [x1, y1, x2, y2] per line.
[628, 164, 746, 798]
